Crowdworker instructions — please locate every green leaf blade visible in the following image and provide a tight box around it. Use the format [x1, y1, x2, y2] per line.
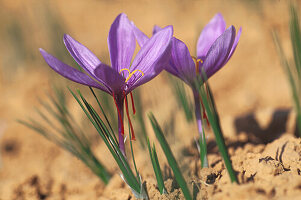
[149, 113, 192, 200]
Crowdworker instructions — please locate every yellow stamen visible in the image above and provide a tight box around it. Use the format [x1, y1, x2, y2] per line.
[119, 69, 144, 83]
[119, 68, 131, 75]
[191, 56, 203, 73]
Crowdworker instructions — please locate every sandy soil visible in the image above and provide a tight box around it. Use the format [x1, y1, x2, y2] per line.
[0, 0, 300, 199]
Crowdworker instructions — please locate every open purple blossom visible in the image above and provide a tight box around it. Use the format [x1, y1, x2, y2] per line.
[133, 13, 241, 167]
[135, 13, 241, 87]
[171, 13, 241, 167]
[40, 13, 173, 156]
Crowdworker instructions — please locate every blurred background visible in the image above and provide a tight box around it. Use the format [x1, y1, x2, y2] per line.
[0, 0, 298, 199]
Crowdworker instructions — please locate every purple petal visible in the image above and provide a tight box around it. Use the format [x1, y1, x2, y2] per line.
[39, 48, 109, 92]
[127, 25, 173, 91]
[164, 62, 179, 78]
[94, 64, 125, 94]
[63, 34, 114, 89]
[168, 38, 196, 85]
[63, 34, 101, 77]
[202, 26, 236, 78]
[108, 13, 136, 72]
[197, 13, 226, 59]
[131, 21, 149, 47]
[226, 27, 242, 62]
[152, 25, 162, 35]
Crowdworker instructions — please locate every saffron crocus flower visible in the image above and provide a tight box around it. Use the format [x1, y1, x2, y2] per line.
[133, 13, 241, 167]
[40, 13, 173, 156]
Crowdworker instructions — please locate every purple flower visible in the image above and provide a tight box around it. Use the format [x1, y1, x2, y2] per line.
[133, 13, 241, 168]
[134, 13, 241, 87]
[39, 13, 173, 155]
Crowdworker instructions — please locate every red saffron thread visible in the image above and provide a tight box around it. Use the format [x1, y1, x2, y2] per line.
[200, 100, 210, 127]
[130, 92, 136, 115]
[125, 95, 136, 141]
[112, 93, 124, 135]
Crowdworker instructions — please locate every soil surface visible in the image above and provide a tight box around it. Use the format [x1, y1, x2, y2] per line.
[0, 0, 301, 199]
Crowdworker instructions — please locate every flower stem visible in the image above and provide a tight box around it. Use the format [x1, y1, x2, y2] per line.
[193, 90, 208, 168]
[116, 98, 126, 157]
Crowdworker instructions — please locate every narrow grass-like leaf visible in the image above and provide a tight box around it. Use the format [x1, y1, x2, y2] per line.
[74, 90, 137, 186]
[149, 113, 192, 200]
[192, 90, 208, 168]
[89, 87, 118, 144]
[19, 87, 111, 184]
[199, 123, 208, 168]
[169, 75, 193, 123]
[273, 32, 300, 112]
[289, 4, 301, 136]
[147, 138, 166, 194]
[76, 92, 138, 191]
[290, 4, 301, 77]
[273, 4, 301, 137]
[70, 89, 148, 199]
[129, 123, 140, 181]
[192, 181, 200, 200]
[97, 90, 118, 130]
[133, 89, 148, 149]
[197, 73, 237, 183]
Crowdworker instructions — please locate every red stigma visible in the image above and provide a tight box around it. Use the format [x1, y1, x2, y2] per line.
[130, 92, 136, 115]
[200, 100, 210, 127]
[202, 110, 210, 127]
